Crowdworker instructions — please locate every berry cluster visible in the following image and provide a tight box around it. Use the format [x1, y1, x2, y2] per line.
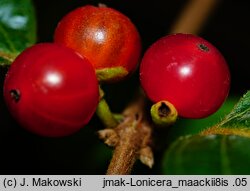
[3, 5, 230, 137]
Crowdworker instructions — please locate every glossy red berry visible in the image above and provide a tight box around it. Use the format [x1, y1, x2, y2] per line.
[4, 43, 99, 137]
[54, 5, 141, 82]
[140, 34, 230, 118]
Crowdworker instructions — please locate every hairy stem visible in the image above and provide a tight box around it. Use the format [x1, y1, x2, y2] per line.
[106, 122, 142, 174]
[105, 97, 153, 174]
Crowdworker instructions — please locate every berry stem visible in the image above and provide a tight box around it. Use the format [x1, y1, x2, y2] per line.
[96, 87, 118, 128]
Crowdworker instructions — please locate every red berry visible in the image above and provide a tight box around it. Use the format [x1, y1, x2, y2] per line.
[4, 43, 99, 137]
[54, 5, 141, 82]
[140, 34, 230, 118]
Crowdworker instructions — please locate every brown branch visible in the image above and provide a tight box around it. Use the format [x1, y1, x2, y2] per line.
[170, 0, 218, 34]
[98, 96, 153, 174]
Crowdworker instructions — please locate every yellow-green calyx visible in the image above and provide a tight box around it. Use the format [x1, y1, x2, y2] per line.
[150, 100, 178, 127]
[96, 66, 128, 83]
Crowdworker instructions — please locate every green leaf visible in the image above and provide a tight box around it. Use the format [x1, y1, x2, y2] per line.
[218, 91, 250, 128]
[162, 135, 250, 174]
[201, 91, 250, 138]
[162, 92, 250, 175]
[165, 96, 238, 143]
[0, 0, 36, 65]
[163, 91, 250, 174]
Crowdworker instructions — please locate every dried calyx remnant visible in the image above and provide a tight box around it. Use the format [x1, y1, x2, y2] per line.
[198, 43, 209, 52]
[10, 89, 20, 102]
[158, 102, 171, 117]
[150, 100, 178, 127]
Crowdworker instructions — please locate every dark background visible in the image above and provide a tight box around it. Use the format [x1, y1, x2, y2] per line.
[0, 0, 250, 174]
